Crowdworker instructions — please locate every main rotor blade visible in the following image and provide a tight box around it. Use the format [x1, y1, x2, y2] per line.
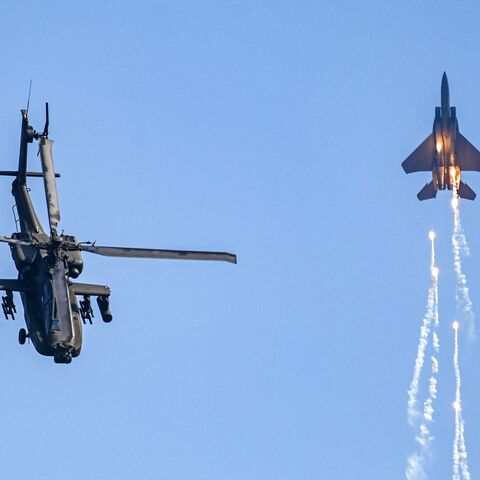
[0, 171, 60, 178]
[0, 236, 32, 246]
[79, 245, 237, 264]
[39, 138, 60, 235]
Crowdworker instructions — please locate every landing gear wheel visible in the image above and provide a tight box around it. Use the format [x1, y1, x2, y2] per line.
[18, 328, 27, 345]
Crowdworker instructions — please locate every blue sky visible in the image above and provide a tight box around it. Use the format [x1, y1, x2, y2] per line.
[0, 1, 480, 478]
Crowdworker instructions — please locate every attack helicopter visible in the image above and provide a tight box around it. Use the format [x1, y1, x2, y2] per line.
[0, 104, 236, 364]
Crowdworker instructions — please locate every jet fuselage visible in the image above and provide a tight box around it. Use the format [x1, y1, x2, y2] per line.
[432, 73, 460, 191]
[402, 72, 480, 201]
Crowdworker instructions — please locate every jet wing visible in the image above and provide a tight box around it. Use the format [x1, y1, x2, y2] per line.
[0, 279, 32, 292]
[457, 133, 480, 171]
[402, 134, 435, 173]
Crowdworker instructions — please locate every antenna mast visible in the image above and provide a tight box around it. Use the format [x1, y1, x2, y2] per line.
[26, 79, 32, 114]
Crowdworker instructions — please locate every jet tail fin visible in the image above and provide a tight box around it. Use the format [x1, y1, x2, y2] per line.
[417, 181, 437, 201]
[458, 181, 476, 200]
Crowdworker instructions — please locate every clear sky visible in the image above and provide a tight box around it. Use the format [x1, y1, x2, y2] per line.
[0, 1, 480, 479]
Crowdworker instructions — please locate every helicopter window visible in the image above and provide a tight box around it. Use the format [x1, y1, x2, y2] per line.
[51, 299, 60, 332]
[43, 281, 60, 332]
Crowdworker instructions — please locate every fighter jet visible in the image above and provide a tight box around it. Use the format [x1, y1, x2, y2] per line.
[402, 72, 480, 200]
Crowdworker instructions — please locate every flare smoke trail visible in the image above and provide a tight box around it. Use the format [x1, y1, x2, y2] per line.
[407, 233, 437, 423]
[451, 189, 475, 340]
[452, 321, 471, 480]
[406, 232, 440, 480]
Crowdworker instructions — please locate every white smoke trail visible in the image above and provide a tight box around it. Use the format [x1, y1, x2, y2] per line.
[451, 189, 475, 340]
[452, 321, 471, 480]
[458, 418, 470, 480]
[423, 260, 440, 425]
[407, 233, 437, 423]
[453, 321, 461, 480]
[406, 233, 440, 480]
[450, 186, 473, 479]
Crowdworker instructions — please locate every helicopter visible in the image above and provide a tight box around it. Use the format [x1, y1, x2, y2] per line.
[0, 104, 236, 364]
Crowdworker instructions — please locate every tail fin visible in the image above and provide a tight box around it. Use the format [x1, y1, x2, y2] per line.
[417, 181, 437, 201]
[459, 181, 476, 200]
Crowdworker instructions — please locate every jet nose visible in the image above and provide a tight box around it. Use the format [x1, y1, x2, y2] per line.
[442, 72, 449, 93]
[441, 71, 450, 113]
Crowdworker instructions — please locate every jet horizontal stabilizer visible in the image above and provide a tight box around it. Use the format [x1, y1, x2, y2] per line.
[459, 181, 476, 200]
[417, 181, 437, 201]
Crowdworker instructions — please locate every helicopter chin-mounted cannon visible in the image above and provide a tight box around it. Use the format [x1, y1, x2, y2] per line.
[0, 102, 236, 364]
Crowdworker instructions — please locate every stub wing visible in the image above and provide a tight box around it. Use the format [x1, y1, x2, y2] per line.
[402, 134, 435, 173]
[71, 282, 111, 297]
[0, 279, 32, 292]
[457, 133, 480, 171]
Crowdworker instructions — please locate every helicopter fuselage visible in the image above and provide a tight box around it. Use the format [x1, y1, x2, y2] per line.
[5, 110, 110, 364]
[0, 106, 235, 364]
[10, 178, 85, 363]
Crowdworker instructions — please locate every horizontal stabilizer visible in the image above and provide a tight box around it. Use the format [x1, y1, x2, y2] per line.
[417, 181, 437, 201]
[402, 134, 435, 173]
[459, 181, 476, 200]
